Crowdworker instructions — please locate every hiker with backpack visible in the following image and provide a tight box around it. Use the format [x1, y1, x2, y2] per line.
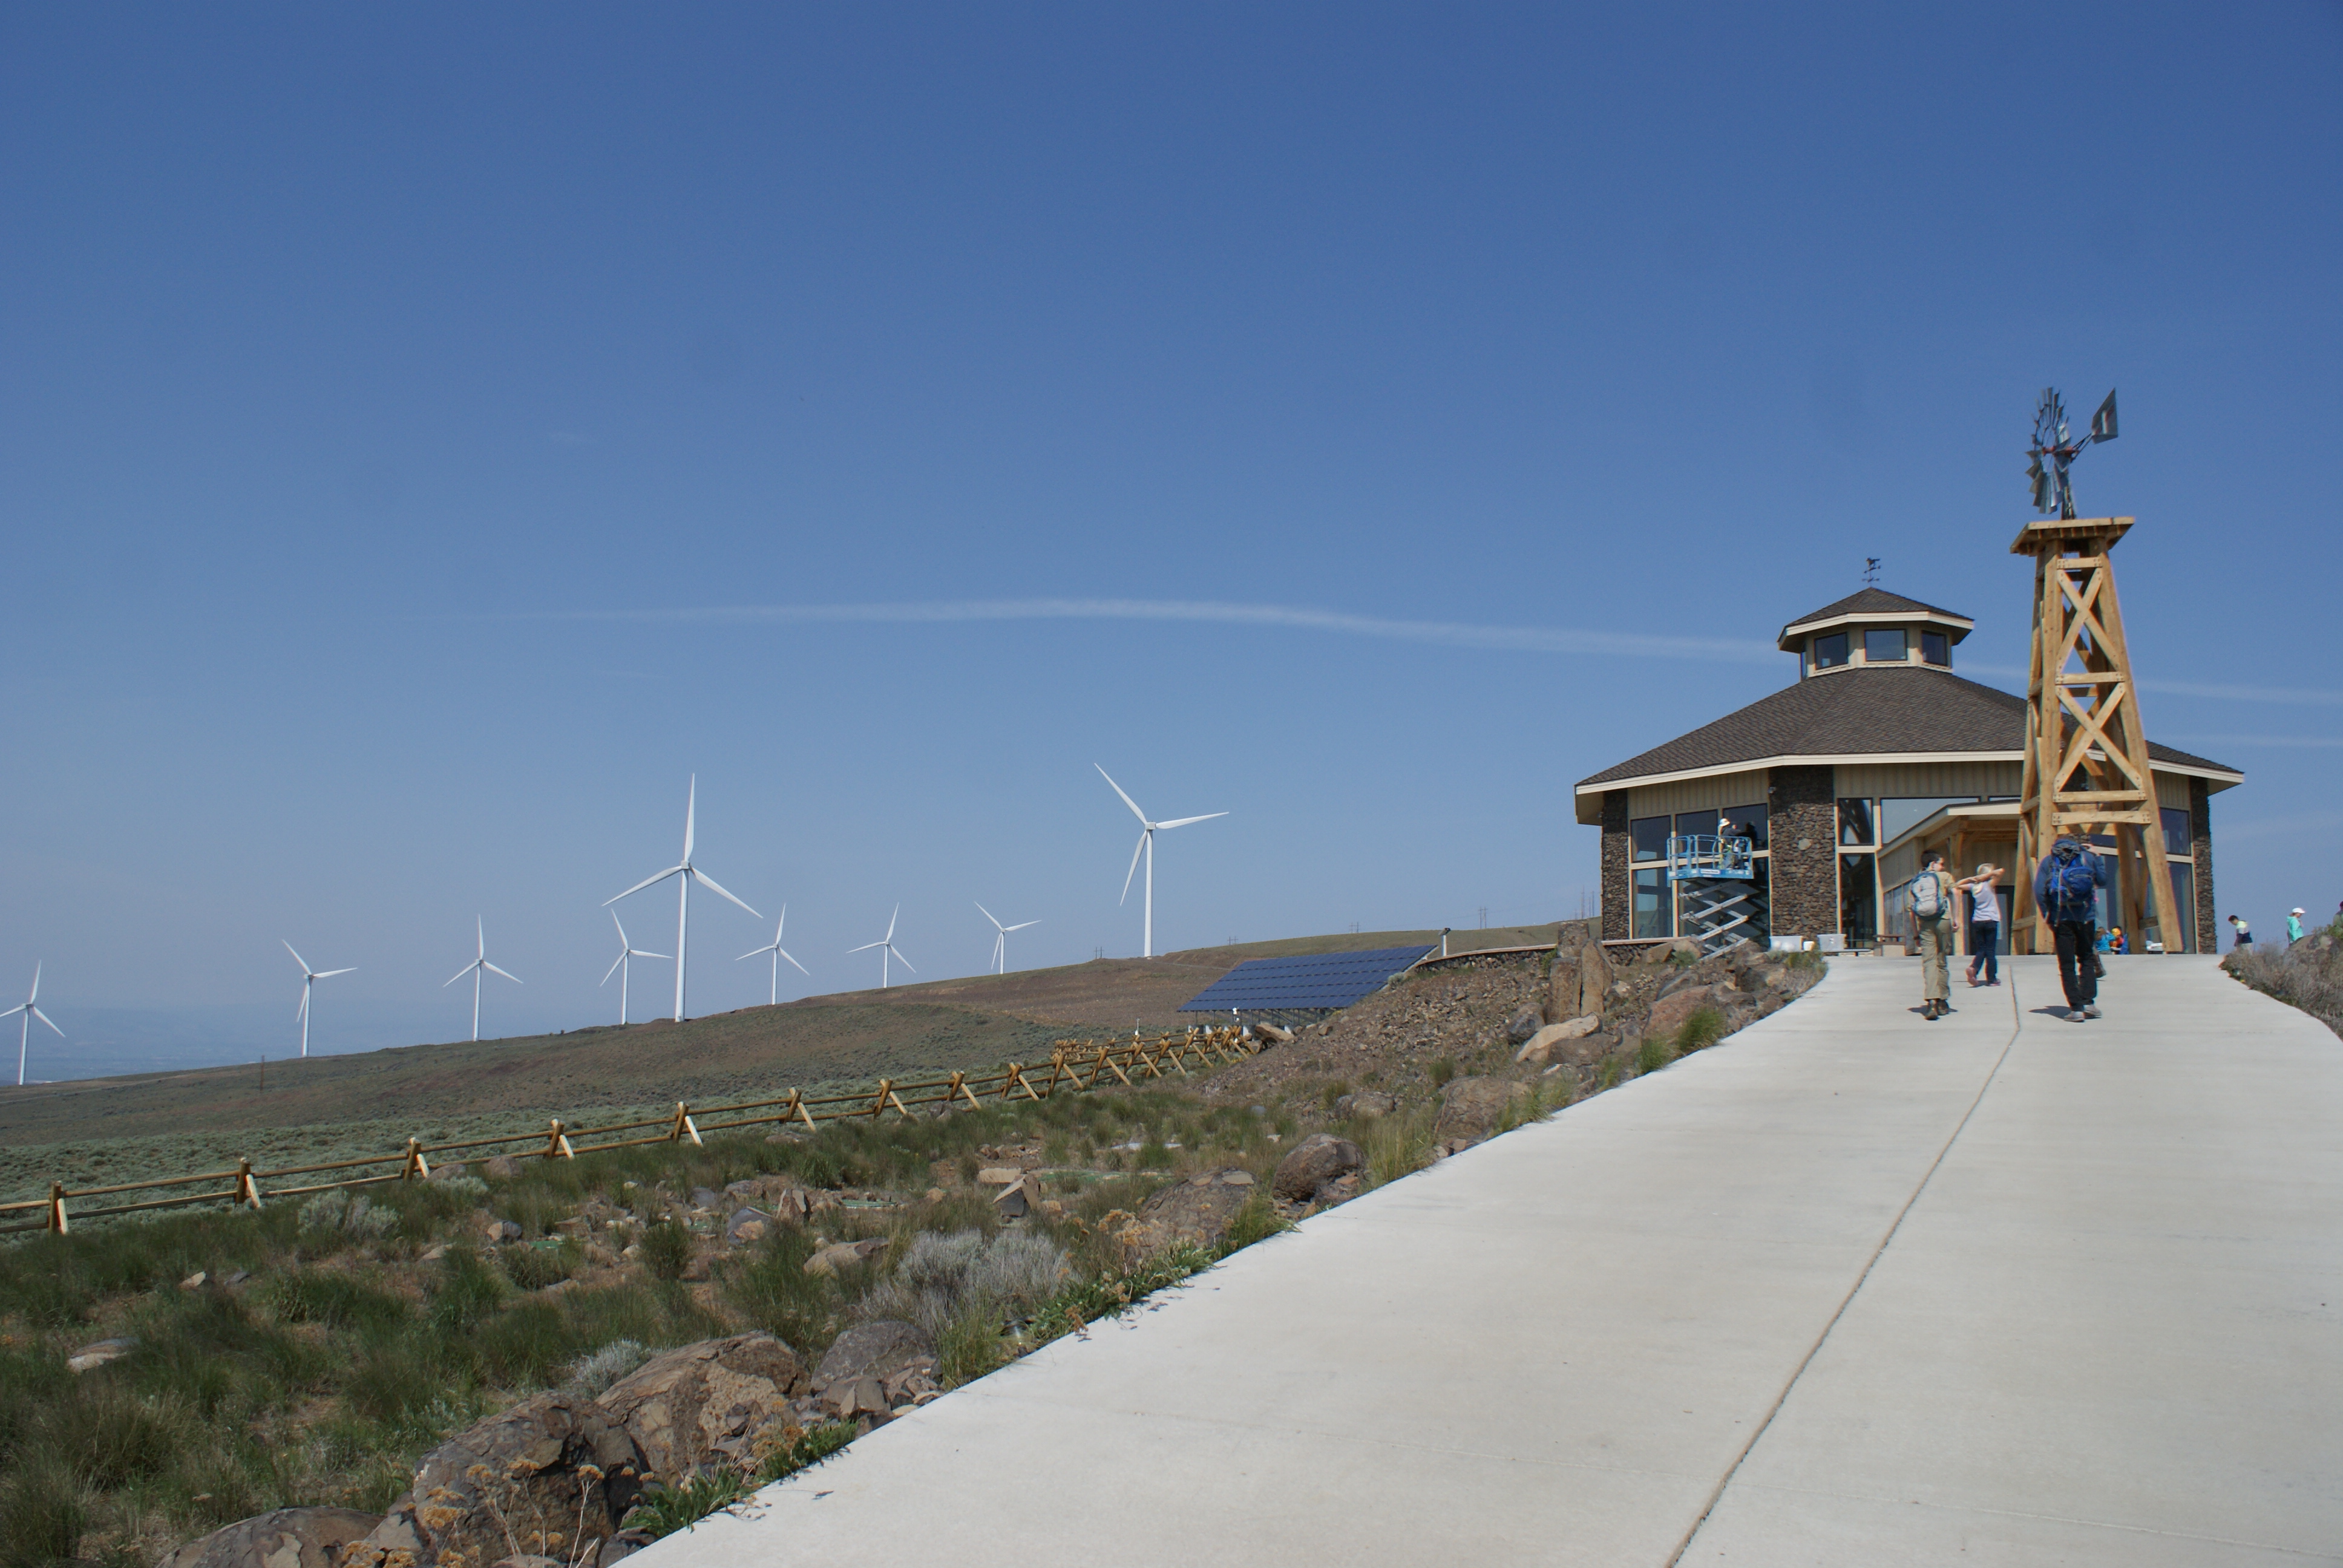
[2034, 837, 2109, 1022]
[1910, 850, 1957, 1021]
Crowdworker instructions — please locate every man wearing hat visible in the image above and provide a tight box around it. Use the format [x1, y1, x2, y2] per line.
[2289, 908, 2307, 943]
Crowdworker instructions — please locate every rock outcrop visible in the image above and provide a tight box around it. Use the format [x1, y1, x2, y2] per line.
[595, 1333, 808, 1483]
[1130, 1168, 1259, 1252]
[154, 1508, 380, 1568]
[347, 1393, 642, 1568]
[1271, 1133, 1365, 1204]
[1432, 1076, 1533, 1142]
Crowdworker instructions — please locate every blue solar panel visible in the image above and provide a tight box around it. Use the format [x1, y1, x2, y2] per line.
[1179, 946, 1437, 1014]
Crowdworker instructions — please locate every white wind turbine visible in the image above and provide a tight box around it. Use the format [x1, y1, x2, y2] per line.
[601, 910, 670, 1026]
[1096, 765, 1227, 958]
[283, 940, 356, 1059]
[4, 962, 63, 1088]
[975, 903, 1038, 976]
[444, 917, 522, 1042]
[604, 776, 761, 1023]
[848, 906, 914, 988]
[738, 907, 810, 1005]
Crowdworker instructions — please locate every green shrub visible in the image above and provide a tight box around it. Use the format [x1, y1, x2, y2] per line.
[0, 1459, 85, 1567]
[1674, 1005, 1728, 1055]
[623, 1468, 751, 1540]
[1428, 1058, 1456, 1089]
[721, 1230, 843, 1354]
[39, 1384, 185, 1487]
[1361, 1111, 1436, 1191]
[1596, 1056, 1622, 1091]
[1219, 1193, 1294, 1251]
[1636, 1035, 1673, 1075]
[429, 1247, 506, 1333]
[641, 1222, 694, 1283]
[936, 1305, 1008, 1389]
[1320, 1081, 1350, 1112]
[473, 1299, 588, 1388]
[499, 1238, 580, 1292]
[270, 1269, 412, 1331]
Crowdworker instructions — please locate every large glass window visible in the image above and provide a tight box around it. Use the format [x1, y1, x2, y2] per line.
[2166, 863, 2196, 952]
[1812, 632, 1849, 670]
[1722, 803, 1768, 849]
[2161, 806, 2192, 858]
[1840, 854, 1878, 945]
[1631, 816, 1670, 862]
[1864, 627, 1908, 663]
[1921, 630, 1950, 666]
[1633, 868, 1669, 938]
[1838, 797, 1875, 846]
[1879, 796, 1982, 846]
[1676, 810, 1716, 844]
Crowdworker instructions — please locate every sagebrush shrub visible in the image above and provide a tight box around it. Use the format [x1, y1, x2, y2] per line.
[859, 1228, 1068, 1338]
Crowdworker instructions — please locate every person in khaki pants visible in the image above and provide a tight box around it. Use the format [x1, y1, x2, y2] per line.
[1912, 850, 1957, 1021]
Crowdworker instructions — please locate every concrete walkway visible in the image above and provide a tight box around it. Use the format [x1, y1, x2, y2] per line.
[648, 956, 2343, 1566]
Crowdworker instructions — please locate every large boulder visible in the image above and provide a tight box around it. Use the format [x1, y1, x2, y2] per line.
[349, 1393, 641, 1568]
[1432, 1077, 1533, 1142]
[1545, 955, 1581, 1024]
[812, 1321, 935, 1396]
[1648, 984, 1728, 1044]
[1332, 1091, 1397, 1120]
[154, 1508, 381, 1568]
[1579, 941, 1613, 1016]
[1515, 1016, 1601, 1065]
[595, 1333, 808, 1483]
[1271, 1133, 1365, 1204]
[1129, 1168, 1260, 1252]
[1503, 1008, 1542, 1045]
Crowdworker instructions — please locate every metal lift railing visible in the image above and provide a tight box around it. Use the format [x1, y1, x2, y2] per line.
[1665, 835, 1755, 881]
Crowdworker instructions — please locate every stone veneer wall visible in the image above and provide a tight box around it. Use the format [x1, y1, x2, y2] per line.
[1600, 791, 1630, 942]
[2191, 776, 2216, 955]
[1767, 765, 1838, 941]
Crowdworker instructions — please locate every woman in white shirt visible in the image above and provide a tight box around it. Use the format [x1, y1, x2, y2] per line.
[1958, 863, 2006, 987]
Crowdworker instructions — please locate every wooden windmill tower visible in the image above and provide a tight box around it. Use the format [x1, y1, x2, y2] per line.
[2008, 388, 2186, 955]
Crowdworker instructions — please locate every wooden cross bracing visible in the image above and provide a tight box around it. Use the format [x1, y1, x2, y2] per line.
[2010, 517, 2186, 955]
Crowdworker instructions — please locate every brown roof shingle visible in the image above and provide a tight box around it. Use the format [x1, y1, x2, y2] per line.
[1576, 666, 2239, 789]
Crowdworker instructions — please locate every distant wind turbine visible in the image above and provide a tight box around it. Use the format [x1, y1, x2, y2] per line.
[1096, 765, 1227, 958]
[975, 903, 1038, 975]
[443, 917, 522, 1042]
[848, 906, 914, 988]
[738, 907, 810, 1005]
[605, 776, 761, 1022]
[4, 962, 62, 1088]
[601, 910, 670, 1026]
[283, 940, 356, 1059]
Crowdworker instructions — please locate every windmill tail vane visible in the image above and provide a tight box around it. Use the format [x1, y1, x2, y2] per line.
[2027, 386, 2118, 520]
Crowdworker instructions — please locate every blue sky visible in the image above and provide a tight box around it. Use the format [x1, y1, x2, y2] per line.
[2, 5, 2337, 1077]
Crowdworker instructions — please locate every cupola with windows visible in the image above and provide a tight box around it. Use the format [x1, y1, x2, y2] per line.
[1777, 588, 1973, 678]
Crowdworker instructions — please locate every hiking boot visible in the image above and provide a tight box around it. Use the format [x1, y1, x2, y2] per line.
[1922, 1003, 1940, 1020]
[2066, 1009, 2088, 1022]
[2083, 1004, 2102, 1019]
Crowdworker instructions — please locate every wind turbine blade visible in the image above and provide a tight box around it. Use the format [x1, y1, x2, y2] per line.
[885, 904, 899, 942]
[31, 1007, 62, 1038]
[611, 908, 629, 945]
[888, 946, 915, 973]
[476, 916, 485, 959]
[0, 1005, 22, 1022]
[975, 902, 1003, 932]
[316, 967, 355, 979]
[779, 947, 810, 976]
[444, 963, 477, 988]
[603, 952, 626, 985]
[27, 961, 40, 1002]
[683, 775, 697, 861]
[847, 939, 886, 954]
[1005, 920, 1040, 932]
[633, 950, 670, 960]
[483, 963, 522, 984]
[1095, 764, 1148, 823]
[296, 987, 309, 1022]
[687, 867, 760, 919]
[283, 939, 310, 973]
[1155, 812, 1228, 830]
[738, 944, 773, 962]
[1121, 828, 1147, 904]
[605, 866, 684, 904]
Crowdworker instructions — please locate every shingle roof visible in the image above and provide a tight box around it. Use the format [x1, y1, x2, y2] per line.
[1575, 666, 2240, 789]
[1778, 587, 1972, 644]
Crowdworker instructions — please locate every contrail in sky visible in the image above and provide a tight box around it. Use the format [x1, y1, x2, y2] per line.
[523, 598, 2343, 705]
[525, 598, 1783, 664]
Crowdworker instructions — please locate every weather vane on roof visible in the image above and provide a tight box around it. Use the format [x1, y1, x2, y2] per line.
[2027, 387, 2118, 519]
[1863, 557, 1881, 587]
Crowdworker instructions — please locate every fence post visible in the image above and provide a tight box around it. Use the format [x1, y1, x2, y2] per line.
[545, 1119, 575, 1159]
[235, 1158, 263, 1210]
[669, 1103, 702, 1146]
[400, 1138, 431, 1181]
[47, 1181, 68, 1235]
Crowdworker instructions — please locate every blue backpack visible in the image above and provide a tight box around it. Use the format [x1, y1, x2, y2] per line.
[2052, 851, 2099, 910]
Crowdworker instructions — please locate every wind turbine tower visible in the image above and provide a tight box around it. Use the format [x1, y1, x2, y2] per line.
[605, 776, 761, 1022]
[1095, 765, 1227, 958]
[3, 963, 62, 1088]
[601, 910, 670, 1026]
[444, 918, 522, 1042]
[738, 908, 810, 1005]
[283, 940, 356, 1059]
[848, 906, 915, 988]
[975, 903, 1038, 975]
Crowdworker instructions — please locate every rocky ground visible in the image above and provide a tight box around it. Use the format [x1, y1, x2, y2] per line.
[4, 931, 1826, 1568]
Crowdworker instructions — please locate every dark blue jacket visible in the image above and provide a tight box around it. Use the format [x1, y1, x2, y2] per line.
[2034, 844, 2108, 923]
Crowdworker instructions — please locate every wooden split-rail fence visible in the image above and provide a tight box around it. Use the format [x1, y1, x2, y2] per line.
[0, 1025, 1258, 1236]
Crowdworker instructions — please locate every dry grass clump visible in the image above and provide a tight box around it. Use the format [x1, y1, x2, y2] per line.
[2226, 932, 2343, 1039]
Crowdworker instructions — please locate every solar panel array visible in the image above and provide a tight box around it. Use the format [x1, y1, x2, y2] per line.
[1178, 945, 1438, 1015]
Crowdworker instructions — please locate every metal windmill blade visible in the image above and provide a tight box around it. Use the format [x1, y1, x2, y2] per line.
[2089, 388, 2117, 443]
